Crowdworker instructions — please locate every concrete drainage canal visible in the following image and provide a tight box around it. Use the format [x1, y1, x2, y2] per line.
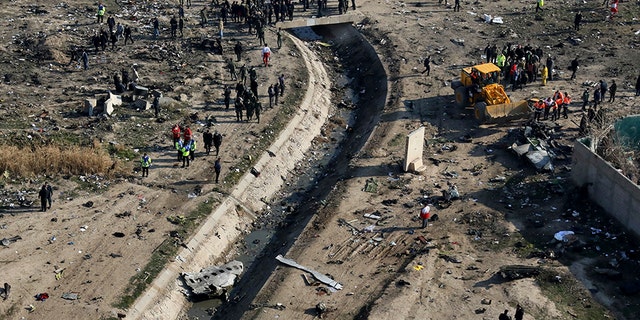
[187, 23, 388, 320]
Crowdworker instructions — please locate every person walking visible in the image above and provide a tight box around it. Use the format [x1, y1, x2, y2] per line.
[421, 56, 431, 75]
[213, 131, 222, 156]
[262, 44, 272, 67]
[38, 184, 48, 212]
[45, 182, 53, 209]
[536, 0, 543, 13]
[224, 85, 232, 110]
[234, 41, 243, 62]
[214, 158, 222, 183]
[570, 57, 579, 80]
[609, 80, 617, 102]
[140, 153, 152, 177]
[419, 203, 431, 229]
[228, 59, 237, 81]
[203, 129, 213, 155]
[124, 25, 134, 44]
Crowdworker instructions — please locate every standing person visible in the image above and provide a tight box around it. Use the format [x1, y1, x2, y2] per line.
[636, 74, 640, 96]
[228, 59, 237, 81]
[268, 84, 275, 108]
[140, 153, 152, 177]
[541, 65, 548, 86]
[593, 87, 601, 109]
[38, 185, 48, 212]
[97, 3, 106, 24]
[609, 80, 617, 102]
[153, 96, 160, 118]
[188, 139, 196, 161]
[421, 56, 431, 75]
[152, 18, 159, 39]
[170, 16, 178, 38]
[200, 7, 208, 26]
[574, 12, 582, 30]
[499, 309, 512, 320]
[224, 85, 232, 110]
[45, 182, 53, 209]
[454, 0, 460, 12]
[203, 129, 213, 155]
[514, 304, 524, 320]
[581, 88, 590, 111]
[172, 124, 181, 144]
[214, 158, 222, 183]
[610, 0, 618, 19]
[184, 126, 192, 142]
[419, 203, 431, 229]
[562, 92, 571, 119]
[570, 57, 579, 80]
[180, 145, 190, 168]
[82, 49, 89, 70]
[262, 44, 272, 67]
[600, 80, 608, 102]
[276, 28, 283, 49]
[234, 41, 243, 62]
[274, 83, 280, 105]
[278, 74, 285, 96]
[179, 17, 184, 37]
[213, 131, 223, 156]
[218, 18, 224, 39]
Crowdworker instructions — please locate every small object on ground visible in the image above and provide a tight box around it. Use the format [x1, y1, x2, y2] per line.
[62, 292, 79, 300]
[82, 201, 94, 208]
[499, 265, 541, 280]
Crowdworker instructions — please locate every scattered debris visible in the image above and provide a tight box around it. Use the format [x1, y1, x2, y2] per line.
[181, 261, 243, 297]
[1, 235, 22, 247]
[499, 265, 541, 280]
[364, 178, 378, 193]
[276, 255, 343, 290]
[249, 302, 286, 310]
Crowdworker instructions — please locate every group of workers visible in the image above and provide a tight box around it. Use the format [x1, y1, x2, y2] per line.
[532, 90, 572, 122]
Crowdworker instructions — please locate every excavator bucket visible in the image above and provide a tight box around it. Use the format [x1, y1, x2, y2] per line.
[475, 100, 531, 124]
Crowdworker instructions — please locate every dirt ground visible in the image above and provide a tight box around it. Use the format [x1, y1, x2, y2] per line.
[1, 0, 640, 320]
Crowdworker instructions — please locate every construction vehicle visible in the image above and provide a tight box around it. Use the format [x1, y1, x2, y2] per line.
[450, 62, 531, 124]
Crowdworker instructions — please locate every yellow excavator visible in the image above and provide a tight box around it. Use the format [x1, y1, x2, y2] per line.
[450, 63, 531, 123]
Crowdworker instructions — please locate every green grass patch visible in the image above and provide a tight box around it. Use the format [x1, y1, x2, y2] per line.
[114, 199, 215, 309]
[535, 269, 613, 319]
[388, 133, 405, 148]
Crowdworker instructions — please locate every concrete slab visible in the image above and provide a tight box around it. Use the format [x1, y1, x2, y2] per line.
[276, 13, 360, 29]
[404, 127, 425, 172]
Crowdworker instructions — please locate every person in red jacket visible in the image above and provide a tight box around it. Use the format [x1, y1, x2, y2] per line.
[172, 124, 181, 144]
[184, 126, 192, 142]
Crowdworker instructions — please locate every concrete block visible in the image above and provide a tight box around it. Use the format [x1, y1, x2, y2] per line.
[133, 85, 149, 100]
[104, 91, 122, 115]
[404, 127, 425, 172]
[135, 99, 151, 110]
[84, 98, 97, 116]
